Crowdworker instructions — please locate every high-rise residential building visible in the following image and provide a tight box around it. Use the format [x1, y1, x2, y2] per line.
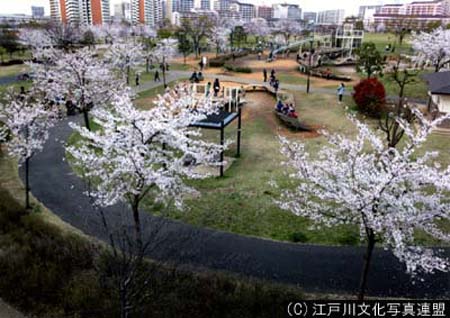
[257, 5, 273, 20]
[200, 0, 212, 10]
[374, 0, 450, 30]
[49, 0, 110, 25]
[233, 1, 255, 21]
[272, 3, 302, 20]
[358, 5, 382, 27]
[114, 1, 132, 22]
[303, 11, 317, 24]
[178, 0, 194, 11]
[131, 0, 163, 26]
[32, 6, 45, 18]
[316, 9, 345, 25]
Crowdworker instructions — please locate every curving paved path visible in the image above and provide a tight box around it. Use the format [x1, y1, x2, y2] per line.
[19, 73, 447, 298]
[21, 116, 450, 299]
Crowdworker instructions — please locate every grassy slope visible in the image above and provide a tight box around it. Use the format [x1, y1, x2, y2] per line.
[0, 150, 307, 317]
[363, 32, 413, 55]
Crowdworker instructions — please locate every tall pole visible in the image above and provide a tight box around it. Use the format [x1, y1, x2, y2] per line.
[162, 56, 167, 88]
[220, 121, 224, 177]
[306, 40, 313, 94]
[236, 106, 242, 158]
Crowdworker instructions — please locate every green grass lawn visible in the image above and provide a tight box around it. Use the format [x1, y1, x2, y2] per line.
[142, 92, 363, 245]
[134, 87, 450, 246]
[0, 64, 28, 78]
[379, 71, 430, 100]
[364, 32, 413, 55]
[278, 73, 309, 86]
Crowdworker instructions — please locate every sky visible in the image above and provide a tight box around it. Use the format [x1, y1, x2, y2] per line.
[1, 0, 408, 16]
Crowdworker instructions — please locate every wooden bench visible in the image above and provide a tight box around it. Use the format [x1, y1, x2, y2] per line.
[274, 110, 312, 132]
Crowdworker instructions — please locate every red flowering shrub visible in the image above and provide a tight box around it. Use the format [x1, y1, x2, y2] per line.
[352, 78, 387, 118]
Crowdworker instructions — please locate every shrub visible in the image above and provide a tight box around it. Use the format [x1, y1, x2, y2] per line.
[337, 229, 360, 246]
[291, 231, 308, 243]
[352, 78, 387, 118]
[234, 66, 252, 73]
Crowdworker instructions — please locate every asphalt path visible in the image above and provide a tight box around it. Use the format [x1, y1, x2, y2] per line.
[21, 115, 449, 299]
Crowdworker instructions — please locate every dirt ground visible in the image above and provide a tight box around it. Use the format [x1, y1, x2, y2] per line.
[173, 53, 361, 88]
[243, 91, 321, 139]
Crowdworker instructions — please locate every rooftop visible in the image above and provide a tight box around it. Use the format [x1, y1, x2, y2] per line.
[423, 71, 450, 95]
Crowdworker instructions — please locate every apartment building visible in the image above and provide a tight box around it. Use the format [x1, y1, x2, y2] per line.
[374, 0, 450, 30]
[317, 9, 345, 25]
[130, 0, 163, 26]
[49, 0, 110, 25]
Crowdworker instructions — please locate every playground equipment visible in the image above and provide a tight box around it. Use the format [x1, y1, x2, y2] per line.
[190, 83, 244, 177]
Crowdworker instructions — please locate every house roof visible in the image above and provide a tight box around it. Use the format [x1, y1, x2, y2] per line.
[422, 71, 450, 95]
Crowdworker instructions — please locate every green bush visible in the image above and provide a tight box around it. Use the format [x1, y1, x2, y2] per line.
[234, 66, 252, 73]
[223, 64, 253, 73]
[337, 230, 360, 246]
[209, 51, 249, 68]
[291, 231, 309, 243]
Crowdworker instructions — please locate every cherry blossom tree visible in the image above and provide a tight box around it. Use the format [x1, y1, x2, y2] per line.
[19, 28, 57, 65]
[276, 110, 450, 299]
[31, 47, 121, 130]
[67, 85, 227, 245]
[105, 41, 144, 85]
[210, 25, 231, 57]
[0, 88, 58, 209]
[412, 27, 450, 72]
[273, 19, 303, 46]
[244, 18, 271, 45]
[152, 39, 178, 88]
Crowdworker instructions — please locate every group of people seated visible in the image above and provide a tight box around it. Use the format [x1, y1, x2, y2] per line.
[275, 100, 298, 119]
[189, 71, 204, 83]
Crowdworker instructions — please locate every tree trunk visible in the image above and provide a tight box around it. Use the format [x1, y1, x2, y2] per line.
[120, 287, 129, 318]
[146, 57, 149, 73]
[162, 57, 167, 88]
[358, 230, 376, 300]
[83, 110, 91, 131]
[132, 198, 142, 248]
[126, 65, 130, 85]
[25, 157, 31, 210]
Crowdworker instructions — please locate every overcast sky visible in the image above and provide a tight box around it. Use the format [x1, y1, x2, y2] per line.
[1, 0, 407, 16]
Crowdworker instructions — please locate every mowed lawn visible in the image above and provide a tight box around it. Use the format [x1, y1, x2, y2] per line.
[363, 32, 413, 55]
[136, 86, 450, 246]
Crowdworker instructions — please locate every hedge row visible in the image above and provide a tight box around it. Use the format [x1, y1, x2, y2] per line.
[209, 51, 249, 68]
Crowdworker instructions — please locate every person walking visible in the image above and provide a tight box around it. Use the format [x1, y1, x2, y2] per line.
[337, 83, 345, 103]
[258, 52, 262, 60]
[154, 70, 161, 82]
[271, 69, 276, 78]
[213, 78, 221, 97]
[273, 79, 280, 93]
[206, 82, 212, 97]
[263, 69, 267, 82]
[135, 73, 140, 87]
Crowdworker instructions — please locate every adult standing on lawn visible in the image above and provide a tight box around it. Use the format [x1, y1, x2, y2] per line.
[263, 69, 267, 82]
[213, 78, 221, 97]
[271, 69, 276, 78]
[135, 73, 140, 87]
[154, 70, 161, 82]
[337, 83, 345, 103]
